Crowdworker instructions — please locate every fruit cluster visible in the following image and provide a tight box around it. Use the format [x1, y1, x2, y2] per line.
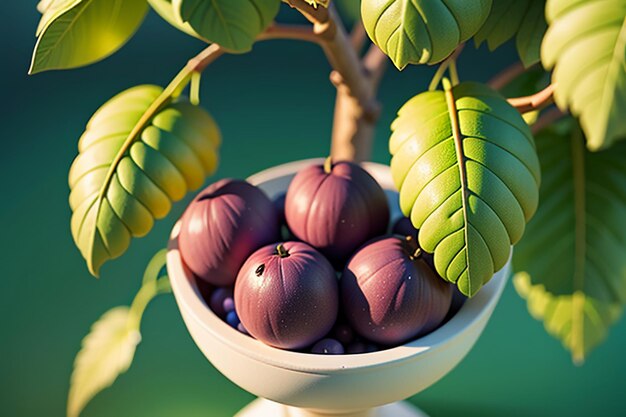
[178, 159, 464, 355]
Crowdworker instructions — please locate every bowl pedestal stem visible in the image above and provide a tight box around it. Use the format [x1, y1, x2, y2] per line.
[235, 398, 429, 417]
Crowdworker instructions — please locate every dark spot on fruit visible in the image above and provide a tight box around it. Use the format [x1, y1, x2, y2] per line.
[255, 264, 265, 276]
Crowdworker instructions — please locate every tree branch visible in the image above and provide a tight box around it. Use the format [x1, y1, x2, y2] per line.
[508, 84, 556, 114]
[284, 0, 386, 162]
[188, 24, 320, 72]
[187, 4, 388, 162]
[187, 44, 225, 72]
[258, 24, 319, 43]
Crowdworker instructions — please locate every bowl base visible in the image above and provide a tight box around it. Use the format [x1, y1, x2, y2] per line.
[235, 398, 429, 417]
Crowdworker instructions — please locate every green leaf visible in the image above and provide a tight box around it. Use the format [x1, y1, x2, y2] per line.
[148, 0, 204, 40]
[68, 252, 171, 417]
[390, 81, 541, 296]
[541, 0, 626, 151]
[474, 0, 547, 67]
[36, 0, 76, 34]
[516, 0, 547, 67]
[30, 0, 148, 74]
[67, 307, 141, 417]
[513, 119, 626, 362]
[68, 85, 221, 276]
[173, 0, 280, 52]
[514, 274, 621, 365]
[361, 0, 492, 69]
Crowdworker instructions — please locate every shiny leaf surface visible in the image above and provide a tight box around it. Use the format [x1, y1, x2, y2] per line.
[390, 81, 540, 296]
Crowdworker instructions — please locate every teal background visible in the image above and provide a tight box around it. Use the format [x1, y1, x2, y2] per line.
[2, 3, 625, 417]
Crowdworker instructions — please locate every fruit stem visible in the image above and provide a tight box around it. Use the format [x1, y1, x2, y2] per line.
[276, 244, 290, 258]
[324, 156, 333, 174]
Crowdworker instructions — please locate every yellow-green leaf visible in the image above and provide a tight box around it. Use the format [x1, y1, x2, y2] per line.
[361, 0, 492, 69]
[67, 253, 171, 417]
[67, 307, 141, 417]
[30, 0, 148, 74]
[69, 85, 221, 276]
[390, 81, 541, 296]
[173, 0, 280, 52]
[474, 0, 547, 67]
[513, 119, 626, 362]
[148, 0, 204, 40]
[541, 0, 626, 150]
[515, 274, 621, 364]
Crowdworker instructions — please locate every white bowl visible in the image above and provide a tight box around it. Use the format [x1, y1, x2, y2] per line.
[167, 159, 510, 417]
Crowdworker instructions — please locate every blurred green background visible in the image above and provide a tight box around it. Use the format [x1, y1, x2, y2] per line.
[2, 2, 625, 417]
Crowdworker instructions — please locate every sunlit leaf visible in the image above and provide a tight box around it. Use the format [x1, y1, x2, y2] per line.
[148, 0, 203, 40]
[173, 0, 280, 52]
[67, 307, 141, 417]
[390, 81, 540, 296]
[30, 0, 148, 73]
[361, 0, 492, 69]
[541, 0, 626, 150]
[514, 119, 626, 362]
[474, 0, 547, 67]
[68, 85, 221, 276]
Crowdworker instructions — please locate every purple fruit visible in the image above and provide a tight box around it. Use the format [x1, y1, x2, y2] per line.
[235, 242, 339, 349]
[179, 179, 280, 286]
[237, 322, 249, 335]
[285, 158, 389, 265]
[209, 287, 233, 318]
[226, 310, 240, 328]
[341, 236, 452, 345]
[392, 217, 418, 237]
[223, 297, 235, 314]
[311, 338, 345, 354]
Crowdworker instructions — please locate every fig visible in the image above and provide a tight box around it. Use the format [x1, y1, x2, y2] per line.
[341, 236, 452, 345]
[285, 158, 389, 266]
[235, 242, 338, 349]
[179, 179, 279, 286]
